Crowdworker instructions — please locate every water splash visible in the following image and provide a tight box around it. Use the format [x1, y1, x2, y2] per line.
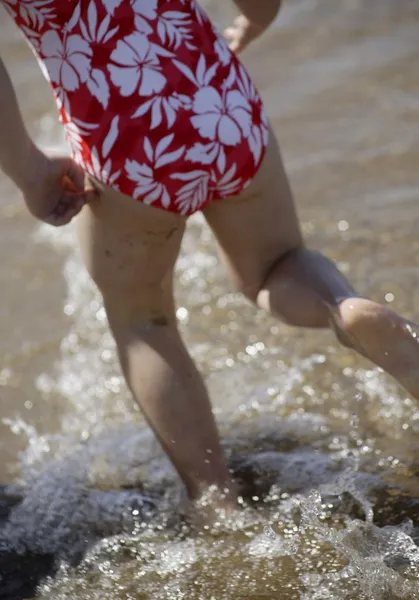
[319, 453, 374, 523]
[298, 490, 419, 599]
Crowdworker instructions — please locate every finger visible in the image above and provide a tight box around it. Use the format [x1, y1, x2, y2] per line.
[234, 14, 249, 27]
[54, 189, 96, 218]
[83, 188, 99, 203]
[65, 163, 86, 191]
[46, 211, 75, 227]
[47, 155, 84, 191]
[223, 29, 240, 51]
[47, 192, 87, 226]
[223, 26, 237, 40]
[224, 32, 241, 47]
[58, 189, 97, 216]
[228, 39, 242, 53]
[58, 204, 83, 225]
[53, 157, 86, 192]
[61, 173, 79, 193]
[63, 170, 99, 201]
[223, 26, 248, 53]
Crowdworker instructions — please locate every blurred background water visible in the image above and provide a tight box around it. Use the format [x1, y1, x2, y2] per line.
[1, 1, 419, 598]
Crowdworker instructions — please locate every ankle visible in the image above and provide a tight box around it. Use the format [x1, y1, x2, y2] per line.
[187, 484, 238, 527]
[189, 482, 238, 510]
[327, 298, 362, 351]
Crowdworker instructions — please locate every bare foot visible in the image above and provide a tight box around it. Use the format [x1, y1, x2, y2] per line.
[331, 298, 419, 399]
[187, 484, 238, 530]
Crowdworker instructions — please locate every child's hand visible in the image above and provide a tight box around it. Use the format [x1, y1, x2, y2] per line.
[22, 150, 97, 227]
[224, 0, 282, 54]
[223, 15, 263, 54]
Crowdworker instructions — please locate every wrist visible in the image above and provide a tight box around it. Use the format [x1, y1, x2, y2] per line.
[0, 128, 39, 191]
[16, 142, 48, 194]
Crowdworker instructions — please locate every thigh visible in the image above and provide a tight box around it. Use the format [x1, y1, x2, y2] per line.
[203, 123, 303, 300]
[76, 183, 186, 324]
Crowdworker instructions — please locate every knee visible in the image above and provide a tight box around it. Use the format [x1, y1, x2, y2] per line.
[103, 287, 177, 336]
[235, 246, 301, 304]
[106, 308, 180, 372]
[89, 259, 176, 338]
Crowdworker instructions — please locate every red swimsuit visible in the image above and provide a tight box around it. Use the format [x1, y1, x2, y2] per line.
[3, 0, 269, 215]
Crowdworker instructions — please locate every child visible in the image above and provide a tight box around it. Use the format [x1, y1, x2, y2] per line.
[1, 0, 419, 514]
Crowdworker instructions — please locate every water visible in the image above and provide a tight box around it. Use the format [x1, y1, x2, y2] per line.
[1, 0, 419, 598]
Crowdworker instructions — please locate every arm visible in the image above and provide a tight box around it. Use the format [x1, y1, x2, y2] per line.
[232, 0, 281, 30]
[0, 56, 40, 191]
[0, 55, 96, 226]
[225, 0, 282, 53]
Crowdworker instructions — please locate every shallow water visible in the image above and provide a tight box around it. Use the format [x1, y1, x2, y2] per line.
[1, 1, 419, 598]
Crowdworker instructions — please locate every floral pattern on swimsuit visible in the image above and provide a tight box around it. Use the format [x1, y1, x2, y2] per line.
[3, 0, 269, 215]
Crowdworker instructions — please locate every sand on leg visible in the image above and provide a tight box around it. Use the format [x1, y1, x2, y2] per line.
[76, 185, 236, 507]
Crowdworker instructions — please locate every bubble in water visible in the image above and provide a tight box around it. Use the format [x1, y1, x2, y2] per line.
[318, 454, 374, 524]
[264, 524, 276, 540]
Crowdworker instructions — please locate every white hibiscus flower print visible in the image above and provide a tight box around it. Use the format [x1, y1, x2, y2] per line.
[236, 64, 269, 164]
[186, 140, 226, 174]
[211, 163, 243, 198]
[125, 134, 185, 207]
[108, 32, 174, 97]
[88, 147, 121, 187]
[131, 0, 157, 20]
[190, 0, 206, 26]
[126, 160, 170, 207]
[174, 53, 218, 88]
[186, 141, 219, 165]
[64, 115, 100, 164]
[41, 30, 92, 92]
[157, 10, 195, 50]
[80, 1, 119, 44]
[85, 115, 121, 185]
[170, 170, 210, 215]
[20, 26, 42, 53]
[131, 0, 157, 34]
[101, 0, 123, 15]
[190, 86, 252, 146]
[131, 92, 191, 129]
[15, 0, 56, 30]
[214, 36, 231, 67]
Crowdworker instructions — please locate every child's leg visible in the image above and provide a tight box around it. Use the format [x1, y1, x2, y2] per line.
[204, 124, 419, 398]
[76, 187, 235, 506]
